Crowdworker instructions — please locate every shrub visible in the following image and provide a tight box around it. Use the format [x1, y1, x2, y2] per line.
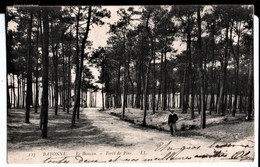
[181, 123, 186, 131]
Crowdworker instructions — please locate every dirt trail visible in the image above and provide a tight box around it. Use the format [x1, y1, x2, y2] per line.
[85, 108, 212, 149]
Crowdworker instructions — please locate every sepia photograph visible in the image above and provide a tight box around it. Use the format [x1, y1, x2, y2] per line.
[5, 5, 256, 164]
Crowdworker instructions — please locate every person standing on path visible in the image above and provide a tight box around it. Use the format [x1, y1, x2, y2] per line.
[168, 110, 178, 136]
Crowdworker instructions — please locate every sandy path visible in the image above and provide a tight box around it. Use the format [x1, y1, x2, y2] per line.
[85, 108, 211, 149]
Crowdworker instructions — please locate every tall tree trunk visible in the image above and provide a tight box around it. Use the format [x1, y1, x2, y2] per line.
[101, 59, 105, 111]
[89, 91, 92, 107]
[127, 52, 135, 108]
[116, 64, 121, 108]
[25, 10, 33, 123]
[86, 88, 88, 108]
[204, 52, 208, 113]
[163, 41, 167, 111]
[222, 24, 233, 115]
[140, 73, 144, 110]
[7, 76, 11, 108]
[182, 38, 189, 114]
[215, 66, 220, 113]
[80, 77, 83, 108]
[51, 85, 54, 107]
[122, 70, 126, 118]
[232, 61, 239, 116]
[74, 8, 81, 111]
[151, 36, 156, 114]
[209, 62, 215, 115]
[94, 92, 97, 107]
[142, 59, 152, 126]
[136, 59, 141, 108]
[122, 31, 127, 119]
[172, 83, 175, 108]
[209, 25, 215, 115]
[197, 7, 206, 128]
[10, 76, 13, 108]
[41, 9, 49, 138]
[143, 11, 153, 125]
[35, 16, 40, 113]
[62, 37, 66, 112]
[182, 67, 188, 114]
[12, 74, 16, 108]
[19, 76, 22, 108]
[157, 49, 164, 110]
[228, 94, 232, 112]
[247, 39, 253, 121]
[239, 91, 243, 113]
[17, 75, 20, 108]
[72, 7, 92, 127]
[67, 28, 72, 113]
[51, 23, 59, 115]
[187, 16, 194, 119]
[190, 72, 195, 119]
[232, 33, 240, 116]
[22, 77, 25, 108]
[217, 24, 229, 116]
[102, 85, 105, 110]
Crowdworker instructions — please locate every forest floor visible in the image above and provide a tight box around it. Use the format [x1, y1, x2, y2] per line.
[104, 108, 255, 143]
[7, 107, 255, 163]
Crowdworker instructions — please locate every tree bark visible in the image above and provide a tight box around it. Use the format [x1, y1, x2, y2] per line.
[187, 15, 194, 119]
[197, 7, 206, 128]
[157, 49, 164, 110]
[67, 28, 72, 113]
[232, 33, 240, 116]
[22, 77, 25, 108]
[35, 16, 40, 113]
[7, 77, 11, 108]
[163, 39, 168, 111]
[217, 24, 229, 116]
[74, 8, 80, 111]
[17, 75, 20, 108]
[247, 39, 253, 121]
[151, 36, 156, 114]
[51, 23, 59, 115]
[62, 36, 66, 112]
[10, 76, 13, 108]
[209, 25, 216, 115]
[71, 7, 92, 127]
[143, 10, 153, 125]
[41, 8, 49, 138]
[127, 51, 135, 108]
[116, 63, 121, 108]
[101, 58, 105, 111]
[172, 83, 175, 108]
[142, 58, 152, 126]
[135, 58, 141, 108]
[122, 30, 127, 119]
[12, 74, 16, 108]
[25, 10, 33, 123]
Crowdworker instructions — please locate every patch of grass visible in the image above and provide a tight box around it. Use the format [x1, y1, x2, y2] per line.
[106, 108, 254, 143]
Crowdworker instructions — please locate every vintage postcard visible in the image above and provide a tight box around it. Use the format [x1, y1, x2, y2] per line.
[5, 5, 258, 165]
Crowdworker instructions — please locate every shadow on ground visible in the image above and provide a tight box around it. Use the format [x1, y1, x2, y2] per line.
[7, 108, 127, 151]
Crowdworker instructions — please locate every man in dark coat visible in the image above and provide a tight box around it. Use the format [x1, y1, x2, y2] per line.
[168, 110, 178, 136]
